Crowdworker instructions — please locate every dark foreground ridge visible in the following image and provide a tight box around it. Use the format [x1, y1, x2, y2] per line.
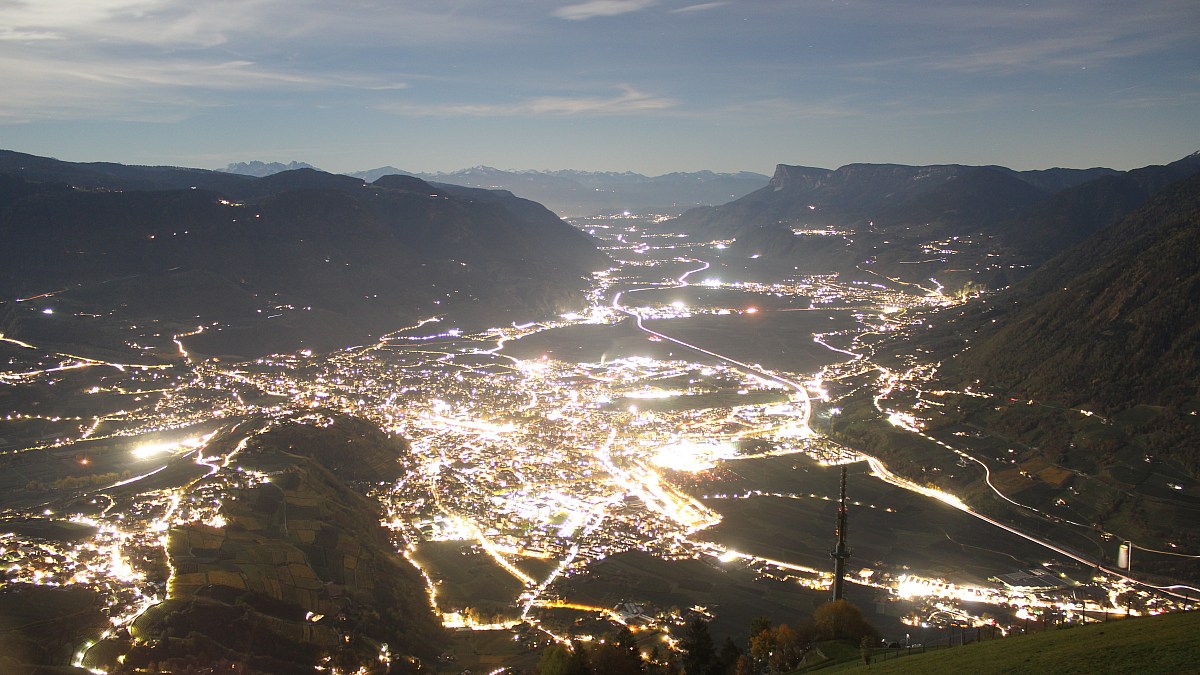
[88, 414, 442, 673]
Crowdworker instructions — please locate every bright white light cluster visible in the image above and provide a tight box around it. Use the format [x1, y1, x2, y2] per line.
[651, 440, 737, 472]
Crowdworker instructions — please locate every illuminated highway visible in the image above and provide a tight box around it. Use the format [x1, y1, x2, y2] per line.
[611, 263, 815, 433]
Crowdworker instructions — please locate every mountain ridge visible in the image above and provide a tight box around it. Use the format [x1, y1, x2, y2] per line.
[951, 171, 1200, 420]
[216, 161, 772, 216]
[664, 155, 1197, 290]
[0, 153, 608, 358]
[347, 165, 771, 216]
[219, 160, 317, 177]
[829, 169, 1200, 569]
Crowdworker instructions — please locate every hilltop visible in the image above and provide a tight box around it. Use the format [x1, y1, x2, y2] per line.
[221, 160, 771, 217]
[664, 154, 1200, 291]
[91, 415, 444, 673]
[0, 414, 446, 674]
[348, 165, 770, 217]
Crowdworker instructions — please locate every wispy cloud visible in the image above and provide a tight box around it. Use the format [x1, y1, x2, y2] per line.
[1, 0, 1195, 173]
[669, 2, 726, 14]
[924, 30, 1185, 74]
[0, 0, 500, 119]
[1103, 89, 1200, 111]
[379, 85, 676, 116]
[0, 0, 522, 49]
[0, 27, 63, 41]
[719, 97, 865, 119]
[844, 0, 1200, 75]
[0, 52, 405, 121]
[552, 0, 656, 21]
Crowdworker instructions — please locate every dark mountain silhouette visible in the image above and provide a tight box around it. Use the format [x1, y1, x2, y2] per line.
[222, 161, 769, 216]
[665, 157, 1198, 291]
[233, 167, 369, 200]
[833, 170, 1200, 565]
[669, 163, 1064, 237]
[1010, 166, 1123, 193]
[952, 171, 1200, 426]
[0, 153, 608, 358]
[0, 149, 254, 194]
[346, 165, 414, 183]
[1003, 154, 1200, 255]
[348, 165, 770, 216]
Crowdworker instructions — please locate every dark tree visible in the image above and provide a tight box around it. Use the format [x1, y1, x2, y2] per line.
[591, 626, 644, 675]
[717, 637, 741, 674]
[645, 644, 675, 675]
[812, 600, 879, 643]
[749, 623, 808, 674]
[748, 616, 772, 639]
[537, 642, 590, 675]
[679, 617, 718, 675]
[568, 641, 592, 675]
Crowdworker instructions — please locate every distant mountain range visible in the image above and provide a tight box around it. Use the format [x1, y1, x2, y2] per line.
[664, 155, 1200, 291]
[0, 150, 607, 357]
[220, 161, 770, 217]
[220, 160, 317, 177]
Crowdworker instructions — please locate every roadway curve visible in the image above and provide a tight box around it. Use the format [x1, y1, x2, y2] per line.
[610, 260, 813, 430]
[612, 258, 1200, 603]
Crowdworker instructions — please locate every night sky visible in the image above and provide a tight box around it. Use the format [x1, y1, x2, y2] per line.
[2, 0, 1196, 174]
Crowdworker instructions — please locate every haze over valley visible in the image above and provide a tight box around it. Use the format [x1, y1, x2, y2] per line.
[1, 147, 1199, 673]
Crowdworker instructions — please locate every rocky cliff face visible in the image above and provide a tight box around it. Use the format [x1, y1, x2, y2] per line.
[767, 164, 830, 192]
[662, 156, 1200, 292]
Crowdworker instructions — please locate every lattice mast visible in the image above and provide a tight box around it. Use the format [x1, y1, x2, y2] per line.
[831, 465, 851, 601]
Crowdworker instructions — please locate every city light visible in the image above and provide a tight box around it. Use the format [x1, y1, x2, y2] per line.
[3, 213, 1191, 670]
[651, 440, 736, 472]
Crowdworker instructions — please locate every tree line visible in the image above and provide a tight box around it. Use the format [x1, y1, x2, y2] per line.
[536, 599, 878, 675]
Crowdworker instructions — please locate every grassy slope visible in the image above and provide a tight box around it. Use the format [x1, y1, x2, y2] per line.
[832, 611, 1200, 674]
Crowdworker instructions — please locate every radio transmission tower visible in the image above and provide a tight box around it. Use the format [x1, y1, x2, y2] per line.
[831, 465, 851, 601]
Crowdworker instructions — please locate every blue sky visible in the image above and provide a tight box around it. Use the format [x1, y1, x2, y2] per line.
[1, 0, 1196, 174]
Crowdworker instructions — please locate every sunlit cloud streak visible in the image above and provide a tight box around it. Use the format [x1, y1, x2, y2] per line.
[378, 85, 676, 117]
[0, 53, 405, 121]
[842, 0, 1198, 74]
[553, 0, 657, 21]
[669, 2, 727, 14]
[0, 0, 521, 48]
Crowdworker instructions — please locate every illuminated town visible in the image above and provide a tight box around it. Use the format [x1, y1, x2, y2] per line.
[0, 215, 1193, 671]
